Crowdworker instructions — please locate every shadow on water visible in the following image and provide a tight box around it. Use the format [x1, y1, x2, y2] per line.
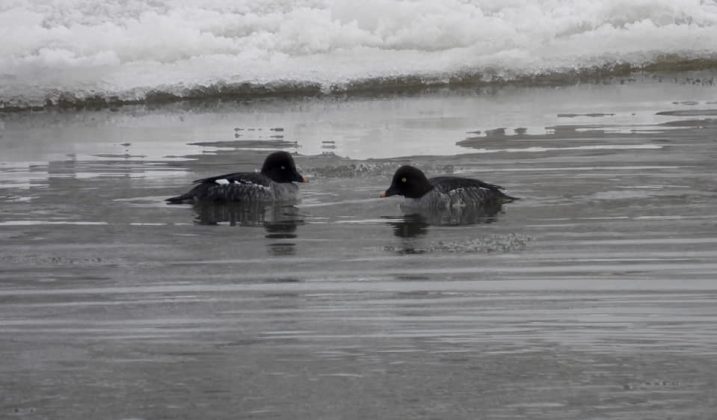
[192, 202, 304, 256]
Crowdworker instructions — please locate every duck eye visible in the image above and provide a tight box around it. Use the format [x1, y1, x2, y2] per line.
[281, 166, 286, 170]
[401, 177, 407, 183]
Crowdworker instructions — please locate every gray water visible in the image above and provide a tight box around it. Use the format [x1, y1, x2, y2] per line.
[1, 79, 717, 419]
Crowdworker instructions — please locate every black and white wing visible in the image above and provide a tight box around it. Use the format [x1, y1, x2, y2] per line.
[193, 172, 271, 187]
[167, 172, 274, 203]
[430, 176, 516, 204]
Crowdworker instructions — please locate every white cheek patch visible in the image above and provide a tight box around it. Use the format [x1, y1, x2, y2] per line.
[215, 179, 230, 185]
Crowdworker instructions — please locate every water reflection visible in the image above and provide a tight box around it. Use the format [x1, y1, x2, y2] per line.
[192, 202, 304, 256]
[383, 214, 428, 255]
[384, 204, 506, 255]
[385, 214, 429, 239]
[399, 202, 505, 226]
[384, 203, 505, 239]
[192, 202, 299, 226]
[385, 203, 504, 239]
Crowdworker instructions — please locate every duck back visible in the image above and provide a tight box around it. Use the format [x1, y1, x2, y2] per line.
[403, 176, 515, 210]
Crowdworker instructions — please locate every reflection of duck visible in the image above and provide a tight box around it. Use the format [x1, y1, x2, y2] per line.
[264, 206, 302, 239]
[408, 204, 503, 226]
[192, 202, 303, 230]
[192, 202, 303, 257]
[384, 205, 500, 237]
[383, 214, 428, 255]
[384, 214, 429, 238]
[379, 165, 516, 225]
[166, 151, 307, 204]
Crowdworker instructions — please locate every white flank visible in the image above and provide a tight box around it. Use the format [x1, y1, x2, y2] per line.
[215, 179, 230, 185]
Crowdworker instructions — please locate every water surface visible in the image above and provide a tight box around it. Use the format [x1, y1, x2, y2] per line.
[1, 80, 717, 419]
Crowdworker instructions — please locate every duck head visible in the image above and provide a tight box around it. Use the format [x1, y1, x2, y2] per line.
[261, 151, 308, 183]
[380, 165, 433, 199]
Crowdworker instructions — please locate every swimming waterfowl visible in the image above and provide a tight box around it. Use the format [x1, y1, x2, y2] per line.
[379, 165, 517, 209]
[166, 151, 307, 204]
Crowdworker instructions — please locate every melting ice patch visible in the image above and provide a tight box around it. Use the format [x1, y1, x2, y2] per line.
[1, 0, 717, 108]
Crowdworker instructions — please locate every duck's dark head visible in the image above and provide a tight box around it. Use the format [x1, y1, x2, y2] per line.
[380, 165, 434, 199]
[261, 151, 307, 183]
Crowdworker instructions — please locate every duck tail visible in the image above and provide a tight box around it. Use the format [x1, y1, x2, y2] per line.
[501, 192, 520, 203]
[165, 193, 193, 205]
